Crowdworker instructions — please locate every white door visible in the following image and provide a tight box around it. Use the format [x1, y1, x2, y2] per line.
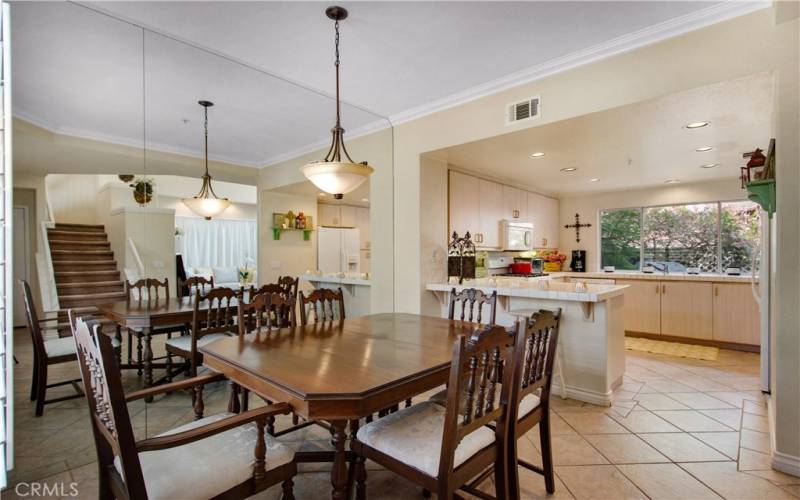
[12, 207, 29, 327]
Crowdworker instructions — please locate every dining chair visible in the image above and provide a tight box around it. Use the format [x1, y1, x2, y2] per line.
[69, 313, 297, 500]
[277, 275, 299, 325]
[239, 291, 296, 333]
[166, 287, 238, 378]
[298, 287, 345, 325]
[19, 280, 121, 416]
[449, 287, 498, 325]
[124, 278, 186, 379]
[179, 275, 215, 299]
[353, 324, 513, 500]
[505, 309, 561, 497]
[250, 283, 295, 329]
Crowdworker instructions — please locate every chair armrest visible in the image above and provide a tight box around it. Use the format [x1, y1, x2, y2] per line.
[135, 403, 291, 452]
[125, 372, 226, 402]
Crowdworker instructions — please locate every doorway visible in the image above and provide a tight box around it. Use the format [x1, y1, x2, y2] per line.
[12, 205, 31, 327]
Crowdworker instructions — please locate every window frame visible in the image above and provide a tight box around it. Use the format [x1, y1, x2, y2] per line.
[599, 199, 759, 274]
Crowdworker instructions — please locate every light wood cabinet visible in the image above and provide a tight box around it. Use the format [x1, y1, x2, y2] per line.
[318, 204, 339, 227]
[660, 281, 713, 340]
[712, 283, 760, 345]
[502, 185, 528, 221]
[617, 279, 662, 334]
[448, 171, 480, 239]
[478, 179, 503, 248]
[339, 205, 357, 227]
[356, 207, 370, 249]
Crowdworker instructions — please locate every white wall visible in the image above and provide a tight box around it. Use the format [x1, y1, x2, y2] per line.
[558, 178, 746, 272]
[258, 191, 317, 290]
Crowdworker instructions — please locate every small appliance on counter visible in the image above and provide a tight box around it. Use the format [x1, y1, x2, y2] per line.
[531, 257, 544, 275]
[603, 266, 616, 273]
[725, 267, 742, 276]
[570, 250, 586, 272]
[686, 267, 701, 275]
[642, 265, 655, 273]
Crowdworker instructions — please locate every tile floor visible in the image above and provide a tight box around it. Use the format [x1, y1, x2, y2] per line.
[4, 328, 799, 499]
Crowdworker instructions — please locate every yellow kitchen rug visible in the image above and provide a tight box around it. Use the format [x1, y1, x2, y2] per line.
[625, 337, 719, 361]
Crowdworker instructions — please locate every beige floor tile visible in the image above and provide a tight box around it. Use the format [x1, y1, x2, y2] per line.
[549, 435, 610, 466]
[741, 411, 770, 433]
[515, 467, 575, 499]
[743, 399, 768, 416]
[744, 468, 800, 485]
[780, 484, 800, 497]
[690, 431, 740, 459]
[558, 411, 629, 434]
[556, 465, 647, 499]
[617, 463, 722, 499]
[680, 461, 795, 500]
[638, 433, 731, 462]
[639, 379, 697, 393]
[609, 410, 681, 433]
[700, 408, 743, 430]
[584, 434, 669, 464]
[706, 391, 763, 408]
[634, 393, 691, 411]
[738, 447, 773, 471]
[665, 392, 736, 410]
[740, 428, 772, 454]
[673, 376, 736, 392]
[653, 410, 735, 432]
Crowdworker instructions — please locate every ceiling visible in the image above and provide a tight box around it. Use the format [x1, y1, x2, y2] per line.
[10, 1, 768, 168]
[427, 72, 774, 196]
[271, 180, 370, 208]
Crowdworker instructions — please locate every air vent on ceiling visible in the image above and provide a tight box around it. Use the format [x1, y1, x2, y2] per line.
[507, 96, 540, 124]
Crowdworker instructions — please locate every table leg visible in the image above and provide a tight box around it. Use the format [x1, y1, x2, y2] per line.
[330, 420, 348, 500]
[142, 326, 154, 402]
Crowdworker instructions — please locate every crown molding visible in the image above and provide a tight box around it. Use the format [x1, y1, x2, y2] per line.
[388, 1, 771, 126]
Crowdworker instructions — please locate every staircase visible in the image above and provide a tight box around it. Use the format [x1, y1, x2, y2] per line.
[48, 223, 126, 313]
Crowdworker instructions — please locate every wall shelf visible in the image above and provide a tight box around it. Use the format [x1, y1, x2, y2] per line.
[272, 227, 313, 241]
[745, 179, 775, 218]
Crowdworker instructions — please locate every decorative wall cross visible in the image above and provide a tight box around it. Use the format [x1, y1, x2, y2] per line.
[564, 213, 592, 243]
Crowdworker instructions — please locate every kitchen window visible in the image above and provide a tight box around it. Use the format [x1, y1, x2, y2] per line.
[600, 200, 760, 273]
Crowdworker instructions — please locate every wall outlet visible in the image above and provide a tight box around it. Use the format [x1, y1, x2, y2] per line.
[270, 261, 281, 270]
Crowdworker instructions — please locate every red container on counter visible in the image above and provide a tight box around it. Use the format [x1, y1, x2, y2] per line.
[509, 262, 533, 274]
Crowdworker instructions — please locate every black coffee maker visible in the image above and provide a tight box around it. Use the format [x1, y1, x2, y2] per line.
[570, 250, 586, 272]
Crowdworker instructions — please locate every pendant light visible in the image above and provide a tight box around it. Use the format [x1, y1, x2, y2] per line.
[182, 100, 231, 220]
[301, 6, 373, 200]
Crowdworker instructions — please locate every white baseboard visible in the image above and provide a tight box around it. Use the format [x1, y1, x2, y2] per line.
[551, 382, 612, 407]
[772, 450, 800, 478]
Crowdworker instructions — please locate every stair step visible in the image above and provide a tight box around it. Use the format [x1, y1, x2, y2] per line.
[49, 240, 111, 251]
[53, 223, 105, 233]
[55, 270, 121, 283]
[53, 260, 118, 272]
[57, 281, 125, 295]
[47, 230, 109, 242]
[51, 250, 114, 261]
[59, 291, 127, 308]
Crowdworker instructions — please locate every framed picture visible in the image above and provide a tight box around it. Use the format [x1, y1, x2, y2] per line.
[272, 212, 287, 229]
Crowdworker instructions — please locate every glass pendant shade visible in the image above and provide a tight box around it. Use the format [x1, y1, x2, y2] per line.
[183, 100, 231, 220]
[302, 161, 373, 196]
[302, 6, 373, 198]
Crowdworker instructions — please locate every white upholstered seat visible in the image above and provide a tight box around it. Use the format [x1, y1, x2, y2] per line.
[355, 401, 495, 476]
[115, 412, 294, 500]
[165, 333, 230, 352]
[45, 336, 120, 358]
[428, 387, 541, 420]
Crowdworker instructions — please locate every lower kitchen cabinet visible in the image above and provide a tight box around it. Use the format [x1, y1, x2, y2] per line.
[617, 279, 661, 334]
[712, 283, 760, 345]
[660, 282, 713, 340]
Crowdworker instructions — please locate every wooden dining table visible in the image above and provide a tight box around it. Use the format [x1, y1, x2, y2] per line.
[199, 312, 479, 500]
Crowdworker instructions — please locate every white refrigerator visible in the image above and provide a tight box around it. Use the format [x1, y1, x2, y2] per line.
[318, 227, 361, 274]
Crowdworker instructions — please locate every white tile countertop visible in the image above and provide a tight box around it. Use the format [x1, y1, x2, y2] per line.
[554, 270, 757, 283]
[300, 274, 371, 286]
[426, 277, 628, 303]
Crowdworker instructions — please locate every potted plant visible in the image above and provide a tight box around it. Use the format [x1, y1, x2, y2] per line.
[130, 176, 155, 206]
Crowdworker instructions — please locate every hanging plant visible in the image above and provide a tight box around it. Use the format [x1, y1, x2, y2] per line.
[130, 176, 155, 206]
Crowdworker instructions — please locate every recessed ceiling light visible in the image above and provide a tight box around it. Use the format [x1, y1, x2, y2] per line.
[695, 146, 714, 152]
[685, 121, 709, 129]
[589, 178, 600, 182]
[530, 152, 546, 158]
[665, 179, 681, 184]
[361, 198, 369, 202]
[560, 167, 577, 172]
[700, 163, 719, 169]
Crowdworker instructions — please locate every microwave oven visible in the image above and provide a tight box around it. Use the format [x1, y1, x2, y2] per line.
[501, 220, 534, 251]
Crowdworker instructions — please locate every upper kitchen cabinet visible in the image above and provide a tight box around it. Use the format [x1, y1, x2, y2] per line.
[317, 204, 358, 228]
[356, 207, 370, 249]
[449, 171, 480, 239]
[502, 185, 528, 221]
[478, 179, 503, 248]
[527, 192, 559, 248]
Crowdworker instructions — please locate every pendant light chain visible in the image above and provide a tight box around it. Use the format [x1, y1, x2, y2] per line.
[323, 16, 355, 164]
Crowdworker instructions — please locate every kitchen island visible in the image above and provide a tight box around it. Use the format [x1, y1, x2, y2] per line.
[300, 274, 371, 317]
[427, 276, 628, 406]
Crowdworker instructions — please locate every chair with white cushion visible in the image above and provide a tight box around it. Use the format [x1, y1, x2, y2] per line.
[352, 324, 514, 499]
[19, 280, 120, 417]
[69, 313, 297, 500]
[506, 309, 561, 497]
[166, 287, 238, 379]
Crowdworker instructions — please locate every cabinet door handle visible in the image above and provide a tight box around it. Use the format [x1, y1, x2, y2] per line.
[513, 209, 519, 219]
[656, 284, 660, 294]
[715, 286, 719, 297]
[542, 238, 548, 247]
[662, 284, 666, 294]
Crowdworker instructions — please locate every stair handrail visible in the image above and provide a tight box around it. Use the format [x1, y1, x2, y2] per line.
[37, 220, 59, 314]
[127, 236, 145, 278]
